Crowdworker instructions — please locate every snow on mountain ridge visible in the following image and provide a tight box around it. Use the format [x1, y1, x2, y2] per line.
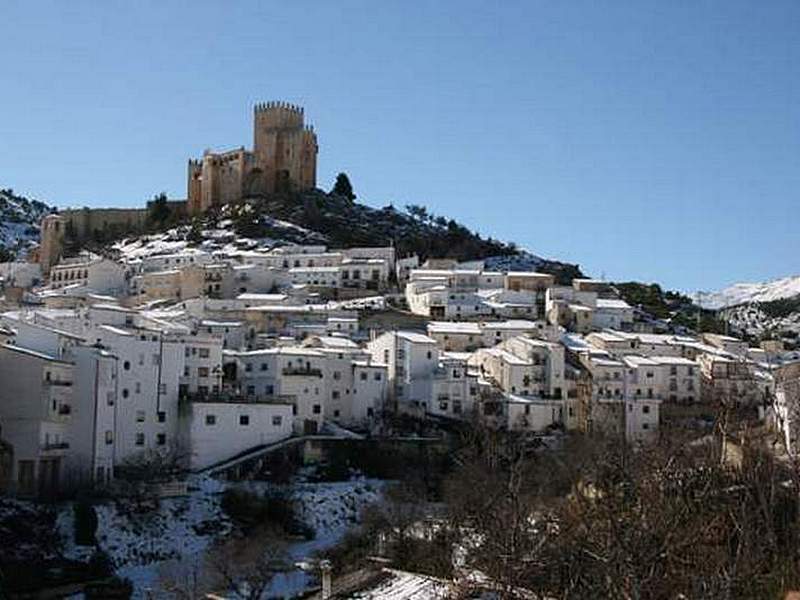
[695, 275, 800, 310]
[0, 189, 54, 256]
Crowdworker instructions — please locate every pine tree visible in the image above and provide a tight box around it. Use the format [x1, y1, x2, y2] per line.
[332, 173, 356, 202]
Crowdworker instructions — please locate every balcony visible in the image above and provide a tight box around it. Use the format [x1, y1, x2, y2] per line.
[282, 366, 323, 378]
[42, 441, 70, 452]
[44, 379, 72, 387]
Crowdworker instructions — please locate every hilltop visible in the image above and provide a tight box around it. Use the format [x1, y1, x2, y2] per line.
[125, 189, 584, 283]
[0, 188, 54, 260]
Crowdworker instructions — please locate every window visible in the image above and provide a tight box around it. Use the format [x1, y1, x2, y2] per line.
[272, 415, 283, 426]
[136, 410, 145, 423]
[360, 372, 368, 381]
[205, 414, 216, 425]
[157, 411, 166, 423]
[105, 430, 113, 445]
[332, 391, 340, 400]
[333, 410, 340, 417]
[123, 360, 131, 371]
[312, 404, 321, 414]
[239, 415, 250, 426]
[122, 388, 129, 399]
[374, 372, 382, 381]
[198, 367, 209, 378]
[333, 371, 341, 380]
[426, 351, 432, 360]
[135, 433, 145, 446]
[247, 385, 255, 396]
[199, 348, 210, 359]
[453, 401, 462, 413]
[184, 366, 190, 377]
[157, 433, 166, 446]
[261, 363, 268, 371]
[643, 405, 650, 414]
[158, 383, 166, 394]
[245, 362, 253, 372]
[642, 423, 650, 430]
[135, 382, 141, 394]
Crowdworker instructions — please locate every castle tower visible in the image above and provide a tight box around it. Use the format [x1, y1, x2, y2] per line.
[39, 214, 67, 275]
[253, 101, 318, 194]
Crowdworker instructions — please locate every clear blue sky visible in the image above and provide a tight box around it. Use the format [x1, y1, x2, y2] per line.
[2, 1, 798, 292]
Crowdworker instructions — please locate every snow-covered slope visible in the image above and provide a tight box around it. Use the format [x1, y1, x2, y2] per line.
[695, 275, 800, 310]
[0, 188, 54, 257]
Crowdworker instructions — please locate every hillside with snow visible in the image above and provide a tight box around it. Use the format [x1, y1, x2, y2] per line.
[0, 188, 54, 258]
[695, 276, 800, 310]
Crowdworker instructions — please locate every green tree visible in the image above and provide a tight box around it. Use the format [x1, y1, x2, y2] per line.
[148, 192, 171, 227]
[332, 173, 356, 202]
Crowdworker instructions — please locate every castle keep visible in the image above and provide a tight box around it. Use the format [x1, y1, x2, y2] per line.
[187, 102, 318, 215]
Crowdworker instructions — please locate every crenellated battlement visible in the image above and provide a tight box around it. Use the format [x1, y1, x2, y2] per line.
[254, 100, 305, 130]
[254, 100, 304, 115]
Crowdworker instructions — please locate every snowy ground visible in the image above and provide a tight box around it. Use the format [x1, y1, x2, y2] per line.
[56, 474, 384, 598]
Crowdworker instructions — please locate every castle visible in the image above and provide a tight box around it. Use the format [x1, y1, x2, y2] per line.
[187, 102, 318, 214]
[37, 102, 317, 273]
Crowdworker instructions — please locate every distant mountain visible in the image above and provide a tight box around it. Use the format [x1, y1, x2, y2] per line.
[0, 188, 54, 259]
[692, 276, 800, 341]
[695, 276, 800, 310]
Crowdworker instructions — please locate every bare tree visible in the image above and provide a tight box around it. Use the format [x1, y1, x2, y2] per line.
[206, 525, 289, 599]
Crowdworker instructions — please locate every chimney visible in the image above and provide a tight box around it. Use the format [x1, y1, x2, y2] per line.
[320, 559, 332, 599]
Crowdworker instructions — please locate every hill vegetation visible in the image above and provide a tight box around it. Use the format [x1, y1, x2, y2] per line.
[614, 281, 726, 333]
[220, 188, 583, 283]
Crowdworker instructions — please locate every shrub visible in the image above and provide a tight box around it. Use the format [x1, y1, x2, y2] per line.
[221, 487, 312, 538]
[74, 499, 98, 546]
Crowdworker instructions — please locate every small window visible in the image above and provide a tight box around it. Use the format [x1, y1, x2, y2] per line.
[135, 433, 145, 446]
[136, 410, 145, 423]
[332, 390, 340, 400]
[360, 372, 368, 381]
[157, 433, 166, 446]
[122, 388, 129, 399]
[105, 430, 113, 445]
[312, 404, 321, 414]
[239, 415, 250, 426]
[199, 348, 210, 359]
[157, 411, 166, 423]
[272, 415, 283, 426]
[123, 360, 131, 371]
[205, 414, 216, 425]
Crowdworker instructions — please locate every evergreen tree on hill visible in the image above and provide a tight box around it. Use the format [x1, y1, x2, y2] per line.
[331, 173, 356, 202]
